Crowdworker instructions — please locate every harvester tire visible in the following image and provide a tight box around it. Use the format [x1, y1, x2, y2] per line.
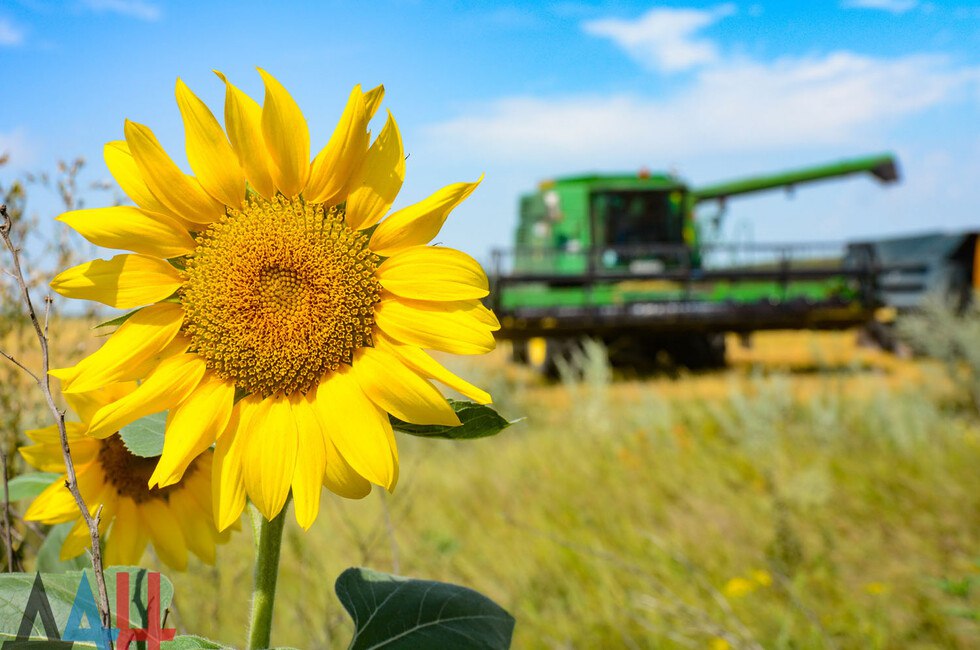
[668, 333, 727, 370]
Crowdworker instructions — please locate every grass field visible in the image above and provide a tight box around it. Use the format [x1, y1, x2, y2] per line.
[5, 326, 980, 648]
[164, 331, 980, 649]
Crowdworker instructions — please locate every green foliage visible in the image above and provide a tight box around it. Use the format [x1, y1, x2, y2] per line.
[0, 567, 173, 646]
[5, 471, 60, 501]
[390, 400, 513, 439]
[35, 523, 91, 573]
[119, 411, 167, 458]
[162, 636, 234, 649]
[167, 341, 980, 649]
[335, 567, 515, 649]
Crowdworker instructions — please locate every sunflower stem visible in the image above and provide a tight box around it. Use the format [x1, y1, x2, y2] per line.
[246, 502, 288, 650]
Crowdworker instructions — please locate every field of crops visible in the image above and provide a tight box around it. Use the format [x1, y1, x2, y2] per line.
[3, 322, 979, 648]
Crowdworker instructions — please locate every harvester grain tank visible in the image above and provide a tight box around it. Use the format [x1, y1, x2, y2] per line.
[490, 154, 915, 373]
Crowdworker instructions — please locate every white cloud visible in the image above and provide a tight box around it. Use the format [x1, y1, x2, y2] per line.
[82, 0, 161, 21]
[0, 128, 36, 167]
[842, 0, 919, 14]
[0, 17, 25, 46]
[425, 53, 980, 166]
[583, 4, 735, 73]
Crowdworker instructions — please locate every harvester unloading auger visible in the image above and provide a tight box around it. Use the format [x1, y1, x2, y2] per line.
[489, 154, 978, 374]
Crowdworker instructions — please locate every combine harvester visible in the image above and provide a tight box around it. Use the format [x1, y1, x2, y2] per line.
[489, 154, 979, 373]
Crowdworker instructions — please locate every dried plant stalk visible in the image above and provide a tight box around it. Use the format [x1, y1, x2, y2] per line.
[0, 203, 112, 636]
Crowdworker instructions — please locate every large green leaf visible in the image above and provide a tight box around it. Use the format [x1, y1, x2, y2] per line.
[119, 411, 167, 458]
[0, 567, 173, 647]
[162, 635, 233, 649]
[5, 472, 60, 501]
[35, 522, 91, 573]
[389, 400, 514, 440]
[336, 567, 514, 649]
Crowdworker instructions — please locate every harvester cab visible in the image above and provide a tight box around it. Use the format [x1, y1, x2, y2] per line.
[492, 154, 906, 374]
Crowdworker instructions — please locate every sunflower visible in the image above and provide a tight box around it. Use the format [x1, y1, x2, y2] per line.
[20, 384, 227, 570]
[49, 70, 497, 531]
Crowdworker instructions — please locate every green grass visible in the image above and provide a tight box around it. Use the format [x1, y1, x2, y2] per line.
[163, 342, 980, 649]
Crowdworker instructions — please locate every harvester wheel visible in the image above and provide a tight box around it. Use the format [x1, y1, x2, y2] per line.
[511, 340, 529, 364]
[668, 333, 727, 370]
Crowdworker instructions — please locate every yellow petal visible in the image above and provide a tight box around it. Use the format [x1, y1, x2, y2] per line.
[23, 422, 87, 445]
[105, 499, 149, 566]
[315, 368, 396, 490]
[62, 384, 137, 422]
[55, 303, 184, 393]
[60, 519, 92, 561]
[369, 177, 482, 256]
[140, 499, 188, 570]
[305, 85, 369, 205]
[151, 373, 235, 488]
[103, 141, 196, 230]
[345, 112, 405, 230]
[351, 347, 460, 426]
[123, 334, 192, 383]
[241, 396, 297, 521]
[19, 423, 92, 471]
[124, 120, 225, 225]
[212, 405, 247, 531]
[167, 489, 216, 564]
[58, 205, 194, 259]
[58, 337, 190, 400]
[50, 254, 183, 309]
[374, 333, 492, 404]
[86, 354, 206, 438]
[322, 435, 372, 499]
[175, 78, 246, 208]
[215, 70, 276, 199]
[60, 495, 114, 560]
[23, 477, 76, 523]
[289, 394, 326, 529]
[378, 245, 488, 301]
[374, 297, 498, 355]
[258, 68, 310, 197]
[363, 84, 385, 119]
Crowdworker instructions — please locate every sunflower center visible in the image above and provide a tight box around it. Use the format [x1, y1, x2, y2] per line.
[98, 435, 193, 503]
[181, 196, 381, 397]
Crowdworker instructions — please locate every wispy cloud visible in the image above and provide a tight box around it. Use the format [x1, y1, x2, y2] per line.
[583, 4, 735, 73]
[81, 0, 161, 21]
[0, 17, 25, 47]
[842, 0, 919, 14]
[0, 128, 36, 166]
[425, 53, 979, 165]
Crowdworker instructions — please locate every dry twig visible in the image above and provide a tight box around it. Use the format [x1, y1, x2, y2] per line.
[0, 203, 113, 637]
[1, 449, 14, 571]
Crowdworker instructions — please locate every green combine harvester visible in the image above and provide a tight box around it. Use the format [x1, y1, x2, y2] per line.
[489, 153, 949, 373]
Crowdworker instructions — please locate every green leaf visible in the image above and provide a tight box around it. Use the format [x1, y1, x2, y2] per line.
[93, 307, 143, 330]
[5, 472, 60, 501]
[0, 567, 174, 646]
[163, 635, 234, 649]
[335, 567, 514, 649]
[389, 400, 514, 440]
[119, 411, 167, 457]
[35, 522, 90, 573]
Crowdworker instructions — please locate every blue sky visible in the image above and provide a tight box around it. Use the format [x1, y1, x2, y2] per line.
[1, 0, 979, 262]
